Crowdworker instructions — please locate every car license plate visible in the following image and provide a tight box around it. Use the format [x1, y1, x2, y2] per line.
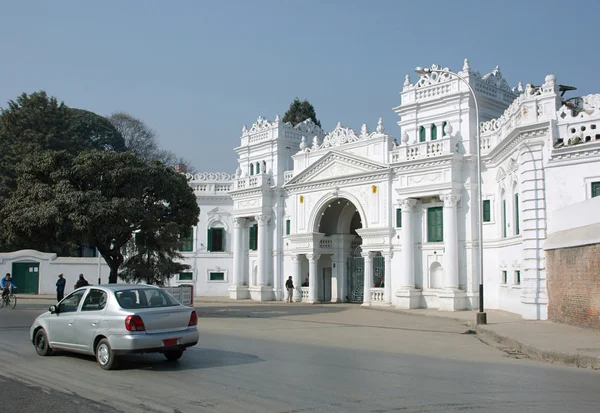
[163, 338, 178, 347]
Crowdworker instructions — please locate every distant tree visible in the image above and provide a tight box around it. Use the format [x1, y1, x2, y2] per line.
[0, 150, 199, 283]
[108, 111, 196, 172]
[282, 98, 321, 127]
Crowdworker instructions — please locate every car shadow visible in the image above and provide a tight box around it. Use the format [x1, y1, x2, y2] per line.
[50, 347, 262, 371]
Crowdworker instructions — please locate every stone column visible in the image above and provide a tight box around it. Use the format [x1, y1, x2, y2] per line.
[231, 217, 244, 286]
[229, 217, 250, 299]
[438, 194, 466, 311]
[441, 194, 460, 289]
[362, 251, 373, 306]
[307, 253, 320, 303]
[400, 198, 417, 288]
[256, 214, 271, 286]
[291, 254, 302, 302]
[383, 251, 393, 304]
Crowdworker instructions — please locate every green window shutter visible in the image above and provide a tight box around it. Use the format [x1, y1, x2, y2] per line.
[250, 164, 254, 176]
[207, 228, 213, 252]
[592, 182, 600, 198]
[483, 200, 491, 222]
[249, 224, 257, 250]
[502, 199, 507, 238]
[431, 124, 437, 141]
[179, 272, 193, 281]
[442, 121, 447, 136]
[514, 194, 520, 235]
[221, 228, 226, 252]
[419, 126, 426, 142]
[427, 207, 443, 242]
[396, 208, 402, 228]
[515, 270, 521, 285]
[179, 228, 193, 252]
[285, 219, 290, 235]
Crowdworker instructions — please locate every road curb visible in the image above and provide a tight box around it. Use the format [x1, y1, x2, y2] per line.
[473, 325, 600, 370]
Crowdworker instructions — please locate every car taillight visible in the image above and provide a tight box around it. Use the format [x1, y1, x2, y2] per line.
[189, 310, 198, 326]
[125, 315, 145, 332]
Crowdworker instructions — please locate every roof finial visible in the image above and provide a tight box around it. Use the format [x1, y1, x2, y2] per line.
[493, 65, 500, 74]
[463, 58, 470, 72]
[242, 125, 248, 134]
[518, 81, 524, 93]
[376, 117, 384, 134]
[404, 74, 411, 87]
[299, 136, 306, 151]
[274, 114, 280, 124]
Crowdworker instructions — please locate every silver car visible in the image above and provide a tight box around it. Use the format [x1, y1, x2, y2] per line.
[30, 284, 199, 370]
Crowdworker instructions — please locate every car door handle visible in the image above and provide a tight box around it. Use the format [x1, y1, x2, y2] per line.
[92, 323, 98, 326]
[68, 322, 74, 326]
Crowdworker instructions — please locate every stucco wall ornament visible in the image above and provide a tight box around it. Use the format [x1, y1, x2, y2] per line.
[189, 172, 235, 181]
[244, 116, 274, 135]
[415, 64, 453, 88]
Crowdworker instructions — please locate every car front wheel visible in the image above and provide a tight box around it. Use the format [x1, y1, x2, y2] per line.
[96, 338, 117, 370]
[34, 329, 52, 356]
[164, 349, 184, 361]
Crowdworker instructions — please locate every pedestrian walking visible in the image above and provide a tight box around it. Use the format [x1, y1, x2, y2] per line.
[56, 273, 66, 302]
[285, 276, 294, 303]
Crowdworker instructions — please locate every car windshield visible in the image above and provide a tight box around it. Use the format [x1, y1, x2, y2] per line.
[114, 288, 180, 309]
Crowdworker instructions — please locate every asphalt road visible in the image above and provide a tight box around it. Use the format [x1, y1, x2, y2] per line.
[1, 303, 599, 413]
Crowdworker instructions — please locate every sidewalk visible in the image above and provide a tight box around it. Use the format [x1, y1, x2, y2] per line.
[367, 307, 600, 370]
[18, 294, 600, 370]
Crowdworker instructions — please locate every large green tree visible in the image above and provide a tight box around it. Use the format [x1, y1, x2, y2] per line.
[1, 150, 199, 283]
[0, 91, 125, 200]
[282, 98, 321, 127]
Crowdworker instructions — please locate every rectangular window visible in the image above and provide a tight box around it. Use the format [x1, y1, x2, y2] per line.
[515, 270, 521, 285]
[483, 200, 491, 222]
[427, 207, 443, 242]
[209, 272, 225, 281]
[178, 272, 193, 281]
[502, 199, 507, 238]
[396, 208, 402, 228]
[502, 271, 507, 284]
[207, 228, 225, 252]
[514, 194, 520, 235]
[592, 181, 600, 198]
[285, 219, 291, 235]
[249, 224, 258, 251]
[179, 227, 193, 252]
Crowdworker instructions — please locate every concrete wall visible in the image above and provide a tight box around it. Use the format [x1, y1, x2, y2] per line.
[544, 196, 600, 329]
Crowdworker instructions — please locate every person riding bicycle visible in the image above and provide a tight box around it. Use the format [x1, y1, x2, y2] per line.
[1, 273, 16, 300]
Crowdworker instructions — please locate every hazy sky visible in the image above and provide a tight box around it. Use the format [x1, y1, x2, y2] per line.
[1, 0, 598, 172]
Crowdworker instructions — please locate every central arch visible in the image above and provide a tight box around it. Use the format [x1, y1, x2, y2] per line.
[308, 193, 367, 303]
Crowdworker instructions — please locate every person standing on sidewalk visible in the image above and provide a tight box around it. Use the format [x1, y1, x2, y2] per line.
[285, 276, 294, 303]
[56, 273, 66, 302]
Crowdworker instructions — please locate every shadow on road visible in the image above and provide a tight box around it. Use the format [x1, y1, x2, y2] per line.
[49, 347, 262, 372]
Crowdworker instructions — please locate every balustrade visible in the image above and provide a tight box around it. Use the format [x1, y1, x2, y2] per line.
[370, 288, 385, 303]
[391, 137, 452, 162]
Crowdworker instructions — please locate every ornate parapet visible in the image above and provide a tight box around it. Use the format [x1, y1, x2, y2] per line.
[556, 94, 600, 147]
[239, 115, 325, 146]
[479, 74, 560, 155]
[187, 172, 235, 196]
[390, 135, 456, 162]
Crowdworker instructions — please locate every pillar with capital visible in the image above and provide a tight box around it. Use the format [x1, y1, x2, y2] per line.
[361, 251, 373, 307]
[383, 251, 393, 304]
[395, 198, 421, 309]
[249, 213, 275, 301]
[307, 253, 320, 303]
[291, 254, 303, 302]
[229, 217, 250, 299]
[438, 193, 467, 311]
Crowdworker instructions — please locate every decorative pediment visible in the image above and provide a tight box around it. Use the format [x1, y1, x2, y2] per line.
[495, 167, 506, 182]
[207, 207, 230, 216]
[506, 158, 518, 173]
[285, 151, 387, 186]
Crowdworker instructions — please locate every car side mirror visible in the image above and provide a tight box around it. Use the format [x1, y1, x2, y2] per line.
[49, 305, 58, 314]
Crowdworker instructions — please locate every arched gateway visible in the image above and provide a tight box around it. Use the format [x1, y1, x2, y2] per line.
[290, 196, 384, 304]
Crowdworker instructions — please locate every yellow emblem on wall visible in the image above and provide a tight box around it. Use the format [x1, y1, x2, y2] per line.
[299, 195, 304, 204]
[371, 185, 377, 194]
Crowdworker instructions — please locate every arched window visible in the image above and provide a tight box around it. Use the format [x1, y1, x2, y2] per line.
[442, 121, 447, 137]
[419, 126, 426, 142]
[249, 163, 254, 176]
[256, 162, 260, 174]
[431, 124, 437, 141]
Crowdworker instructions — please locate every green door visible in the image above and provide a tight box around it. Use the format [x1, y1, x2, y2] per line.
[11, 262, 40, 294]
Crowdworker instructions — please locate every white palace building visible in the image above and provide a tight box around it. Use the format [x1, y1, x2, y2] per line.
[3, 59, 600, 320]
[177, 59, 600, 320]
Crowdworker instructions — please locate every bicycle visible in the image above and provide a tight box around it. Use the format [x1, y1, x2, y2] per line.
[0, 285, 17, 309]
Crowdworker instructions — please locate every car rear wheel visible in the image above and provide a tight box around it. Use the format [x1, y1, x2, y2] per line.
[164, 349, 184, 361]
[96, 338, 117, 370]
[34, 329, 52, 356]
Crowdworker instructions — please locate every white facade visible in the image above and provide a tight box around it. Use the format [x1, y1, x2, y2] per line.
[3, 59, 600, 321]
[177, 59, 600, 320]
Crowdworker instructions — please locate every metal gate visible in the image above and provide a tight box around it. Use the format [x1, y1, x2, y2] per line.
[347, 246, 364, 303]
[373, 253, 385, 288]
